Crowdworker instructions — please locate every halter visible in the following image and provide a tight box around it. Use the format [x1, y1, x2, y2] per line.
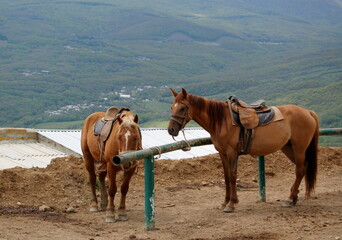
[118, 150, 138, 171]
[169, 101, 190, 130]
[169, 101, 191, 151]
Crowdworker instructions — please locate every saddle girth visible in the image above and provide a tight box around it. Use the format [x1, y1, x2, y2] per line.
[227, 97, 273, 171]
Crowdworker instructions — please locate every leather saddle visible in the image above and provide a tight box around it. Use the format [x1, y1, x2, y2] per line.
[94, 107, 130, 142]
[228, 96, 274, 129]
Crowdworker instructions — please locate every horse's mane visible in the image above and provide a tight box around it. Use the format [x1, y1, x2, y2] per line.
[188, 94, 227, 132]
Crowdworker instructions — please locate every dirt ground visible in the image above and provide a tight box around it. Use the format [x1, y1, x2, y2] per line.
[0, 147, 341, 240]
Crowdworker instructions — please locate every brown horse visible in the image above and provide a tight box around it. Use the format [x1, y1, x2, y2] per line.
[168, 88, 319, 212]
[81, 108, 142, 222]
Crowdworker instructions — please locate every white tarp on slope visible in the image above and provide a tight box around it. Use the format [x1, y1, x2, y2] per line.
[0, 128, 217, 170]
[0, 142, 67, 170]
[37, 128, 217, 160]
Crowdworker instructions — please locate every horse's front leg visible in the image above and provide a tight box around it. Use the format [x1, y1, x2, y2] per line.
[218, 153, 231, 210]
[118, 163, 137, 221]
[225, 155, 239, 212]
[84, 156, 98, 212]
[219, 152, 239, 213]
[106, 163, 117, 223]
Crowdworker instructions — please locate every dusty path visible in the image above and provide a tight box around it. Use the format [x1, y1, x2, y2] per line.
[0, 147, 341, 240]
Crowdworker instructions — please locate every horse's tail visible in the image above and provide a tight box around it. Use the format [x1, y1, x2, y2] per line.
[305, 110, 319, 198]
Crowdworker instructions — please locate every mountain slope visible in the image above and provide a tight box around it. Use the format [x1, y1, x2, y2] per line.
[0, 0, 341, 145]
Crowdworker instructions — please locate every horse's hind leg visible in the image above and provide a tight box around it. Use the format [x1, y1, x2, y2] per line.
[291, 151, 307, 205]
[281, 145, 306, 207]
[281, 143, 295, 163]
[98, 170, 108, 211]
[118, 164, 137, 221]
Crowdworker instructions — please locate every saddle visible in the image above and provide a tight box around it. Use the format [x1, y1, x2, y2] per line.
[94, 107, 130, 142]
[227, 96, 275, 161]
[229, 96, 273, 129]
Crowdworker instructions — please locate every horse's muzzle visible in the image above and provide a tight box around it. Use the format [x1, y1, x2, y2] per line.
[168, 127, 179, 137]
[122, 162, 132, 171]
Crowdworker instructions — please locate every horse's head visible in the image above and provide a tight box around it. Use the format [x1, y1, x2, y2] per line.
[168, 88, 192, 137]
[115, 110, 142, 170]
[117, 110, 142, 155]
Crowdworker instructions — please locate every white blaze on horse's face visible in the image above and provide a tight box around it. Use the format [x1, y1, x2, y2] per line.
[119, 129, 131, 154]
[125, 130, 131, 152]
[119, 126, 141, 155]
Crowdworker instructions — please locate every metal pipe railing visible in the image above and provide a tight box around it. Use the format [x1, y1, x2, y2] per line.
[113, 127, 342, 230]
[319, 128, 342, 135]
[112, 138, 212, 165]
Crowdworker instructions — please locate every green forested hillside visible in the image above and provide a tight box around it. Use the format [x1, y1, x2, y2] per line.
[0, 0, 341, 145]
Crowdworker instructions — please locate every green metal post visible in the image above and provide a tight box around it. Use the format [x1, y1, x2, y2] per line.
[144, 154, 155, 230]
[258, 156, 266, 202]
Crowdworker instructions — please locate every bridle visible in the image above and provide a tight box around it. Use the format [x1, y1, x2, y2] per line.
[169, 101, 191, 151]
[169, 101, 190, 131]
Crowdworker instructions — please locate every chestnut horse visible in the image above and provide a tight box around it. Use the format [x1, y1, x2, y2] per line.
[81, 108, 142, 222]
[168, 88, 319, 212]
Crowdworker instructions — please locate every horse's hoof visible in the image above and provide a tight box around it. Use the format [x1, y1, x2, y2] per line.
[99, 206, 107, 211]
[223, 206, 235, 213]
[218, 204, 226, 210]
[118, 215, 128, 221]
[89, 207, 98, 212]
[105, 217, 116, 223]
[282, 200, 296, 208]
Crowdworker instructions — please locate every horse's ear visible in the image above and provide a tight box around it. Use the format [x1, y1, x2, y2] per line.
[117, 115, 123, 124]
[170, 88, 178, 97]
[134, 114, 139, 123]
[181, 88, 188, 98]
